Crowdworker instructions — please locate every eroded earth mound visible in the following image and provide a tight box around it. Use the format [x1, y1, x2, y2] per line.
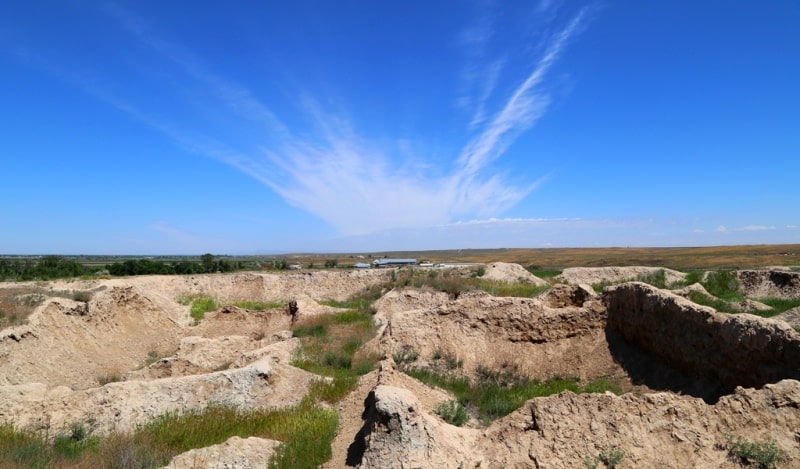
[1, 265, 799, 468]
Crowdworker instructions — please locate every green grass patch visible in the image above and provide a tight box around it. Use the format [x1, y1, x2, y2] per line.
[189, 296, 217, 322]
[0, 401, 339, 469]
[330, 309, 374, 326]
[290, 308, 380, 405]
[527, 267, 562, 278]
[757, 298, 800, 314]
[476, 280, 550, 298]
[232, 300, 284, 310]
[404, 368, 621, 424]
[688, 291, 738, 314]
[292, 323, 327, 338]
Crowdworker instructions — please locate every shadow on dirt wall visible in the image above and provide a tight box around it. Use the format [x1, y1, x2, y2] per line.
[605, 328, 730, 404]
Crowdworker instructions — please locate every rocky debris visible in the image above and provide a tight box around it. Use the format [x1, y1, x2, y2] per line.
[481, 262, 549, 286]
[558, 266, 686, 286]
[162, 436, 281, 469]
[736, 269, 800, 299]
[605, 282, 800, 394]
[0, 356, 319, 436]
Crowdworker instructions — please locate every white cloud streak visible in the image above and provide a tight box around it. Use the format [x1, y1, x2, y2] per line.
[59, 4, 590, 237]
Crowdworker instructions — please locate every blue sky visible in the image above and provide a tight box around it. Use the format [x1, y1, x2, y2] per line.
[1, 1, 799, 254]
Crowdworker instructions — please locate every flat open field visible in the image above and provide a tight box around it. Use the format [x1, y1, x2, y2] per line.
[296, 244, 800, 271]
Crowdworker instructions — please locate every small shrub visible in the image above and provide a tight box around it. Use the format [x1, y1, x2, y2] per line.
[98, 374, 121, 385]
[72, 291, 92, 302]
[637, 269, 668, 289]
[599, 446, 624, 468]
[145, 350, 161, 366]
[702, 271, 741, 301]
[725, 431, 786, 468]
[435, 400, 469, 426]
[475, 265, 486, 277]
[392, 346, 419, 366]
[213, 361, 232, 371]
[53, 423, 98, 459]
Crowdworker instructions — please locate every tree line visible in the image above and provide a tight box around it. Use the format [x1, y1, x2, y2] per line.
[0, 254, 261, 281]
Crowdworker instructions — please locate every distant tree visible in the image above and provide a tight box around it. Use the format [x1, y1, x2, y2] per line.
[324, 259, 338, 268]
[200, 253, 215, 273]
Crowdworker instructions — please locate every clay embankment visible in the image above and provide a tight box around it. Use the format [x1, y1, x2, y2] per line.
[0, 271, 389, 390]
[348, 358, 800, 469]
[736, 269, 800, 299]
[344, 281, 800, 468]
[557, 266, 686, 286]
[0, 270, 391, 438]
[369, 284, 618, 383]
[605, 282, 800, 395]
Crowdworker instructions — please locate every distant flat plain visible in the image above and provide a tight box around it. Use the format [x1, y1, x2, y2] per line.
[5, 244, 799, 272]
[286, 244, 800, 271]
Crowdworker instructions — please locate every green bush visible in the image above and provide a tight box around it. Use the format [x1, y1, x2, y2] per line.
[393, 346, 419, 366]
[435, 400, 469, 426]
[637, 269, 668, 289]
[702, 271, 741, 301]
[725, 431, 786, 468]
[599, 446, 625, 468]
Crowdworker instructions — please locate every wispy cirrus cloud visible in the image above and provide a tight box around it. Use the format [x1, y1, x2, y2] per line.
[261, 7, 590, 234]
[33, 3, 590, 237]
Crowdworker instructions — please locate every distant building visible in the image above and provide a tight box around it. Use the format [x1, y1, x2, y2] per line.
[372, 258, 417, 268]
[353, 262, 371, 269]
[288, 264, 302, 270]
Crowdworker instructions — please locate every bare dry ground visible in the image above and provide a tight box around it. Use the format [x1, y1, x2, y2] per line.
[1, 253, 800, 468]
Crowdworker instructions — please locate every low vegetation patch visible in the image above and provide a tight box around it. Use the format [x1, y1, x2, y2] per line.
[757, 298, 800, 314]
[688, 291, 739, 314]
[0, 288, 48, 329]
[404, 367, 621, 424]
[724, 431, 786, 468]
[526, 267, 562, 278]
[435, 400, 469, 426]
[701, 270, 742, 301]
[232, 300, 284, 310]
[475, 280, 550, 297]
[291, 307, 379, 404]
[584, 446, 625, 469]
[0, 401, 338, 469]
[177, 294, 218, 323]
